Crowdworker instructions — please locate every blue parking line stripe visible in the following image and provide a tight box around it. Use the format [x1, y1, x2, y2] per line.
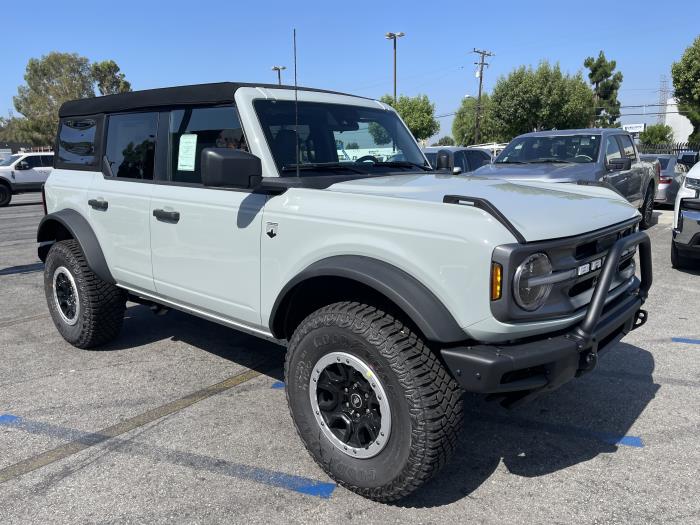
[271, 381, 285, 389]
[0, 414, 335, 498]
[589, 431, 644, 448]
[672, 337, 700, 345]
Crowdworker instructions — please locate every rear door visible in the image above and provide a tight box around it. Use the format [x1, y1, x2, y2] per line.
[149, 106, 266, 326]
[87, 112, 158, 292]
[617, 134, 644, 206]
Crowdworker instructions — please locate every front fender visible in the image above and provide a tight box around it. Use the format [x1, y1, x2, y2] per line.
[37, 209, 114, 284]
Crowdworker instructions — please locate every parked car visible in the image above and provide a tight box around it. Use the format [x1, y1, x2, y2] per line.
[0, 152, 54, 207]
[474, 129, 659, 229]
[38, 82, 652, 502]
[672, 161, 700, 268]
[422, 146, 492, 173]
[640, 154, 687, 206]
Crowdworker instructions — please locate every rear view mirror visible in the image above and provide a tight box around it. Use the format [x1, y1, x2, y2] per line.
[436, 150, 451, 170]
[201, 148, 262, 189]
[608, 157, 631, 171]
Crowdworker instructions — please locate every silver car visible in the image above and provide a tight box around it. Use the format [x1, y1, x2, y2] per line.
[640, 154, 687, 205]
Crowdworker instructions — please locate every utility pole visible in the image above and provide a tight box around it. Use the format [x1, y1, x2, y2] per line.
[271, 65, 286, 85]
[472, 48, 494, 144]
[386, 32, 405, 104]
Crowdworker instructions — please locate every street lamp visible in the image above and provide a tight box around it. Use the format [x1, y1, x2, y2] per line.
[271, 65, 286, 85]
[385, 32, 405, 104]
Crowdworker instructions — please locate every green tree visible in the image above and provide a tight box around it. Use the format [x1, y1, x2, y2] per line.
[452, 94, 502, 145]
[380, 94, 439, 141]
[639, 124, 674, 145]
[489, 62, 595, 140]
[432, 136, 455, 146]
[584, 51, 624, 127]
[91, 60, 132, 95]
[672, 36, 700, 143]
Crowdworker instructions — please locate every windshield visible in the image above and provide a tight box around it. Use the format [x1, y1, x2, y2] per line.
[254, 100, 428, 175]
[0, 154, 20, 167]
[496, 134, 601, 164]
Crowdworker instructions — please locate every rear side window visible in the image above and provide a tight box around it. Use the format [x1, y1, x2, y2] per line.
[105, 113, 158, 180]
[466, 150, 489, 170]
[40, 155, 54, 167]
[168, 106, 245, 184]
[57, 118, 100, 166]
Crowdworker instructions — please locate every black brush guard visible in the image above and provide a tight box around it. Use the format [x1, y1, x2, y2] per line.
[441, 231, 652, 407]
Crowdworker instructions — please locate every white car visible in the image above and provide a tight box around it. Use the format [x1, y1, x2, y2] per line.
[37, 82, 652, 501]
[0, 152, 54, 207]
[671, 162, 700, 268]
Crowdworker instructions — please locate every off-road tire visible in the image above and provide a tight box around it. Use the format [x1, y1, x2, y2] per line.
[0, 183, 11, 207]
[639, 183, 655, 230]
[44, 240, 127, 349]
[671, 241, 691, 270]
[285, 301, 463, 502]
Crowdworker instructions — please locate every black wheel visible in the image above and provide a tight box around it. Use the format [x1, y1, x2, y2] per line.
[671, 242, 691, 269]
[44, 240, 127, 349]
[0, 184, 11, 207]
[639, 184, 654, 230]
[285, 301, 463, 502]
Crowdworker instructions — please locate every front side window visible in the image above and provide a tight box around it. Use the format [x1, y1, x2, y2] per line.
[58, 118, 99, 166]
[105, 113, 158, 180]
[254, 100, 428, 175]
[617, 135, 636, 160]
[605, 137, 622, 163]
[22, 156, 42, 168]
[169, 106, 244, 184]
[497, 135, 601, 164]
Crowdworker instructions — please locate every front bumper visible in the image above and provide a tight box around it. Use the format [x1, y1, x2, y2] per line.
[441, 231, 652, 406]
[673, 199, 700, 257]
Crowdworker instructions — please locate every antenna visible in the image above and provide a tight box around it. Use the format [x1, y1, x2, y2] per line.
[293, 28, 300, 178]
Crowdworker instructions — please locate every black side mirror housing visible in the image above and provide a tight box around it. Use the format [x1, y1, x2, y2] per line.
[201, 148, 262, 189]
[16, 161, 30, 170]
[436, 150, 452, 170]
[608, 157, 631, 171]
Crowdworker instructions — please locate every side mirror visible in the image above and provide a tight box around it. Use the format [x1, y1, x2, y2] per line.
[201, 148, 262, 189]
[452, 166, 463, 175]
[436, 150, 451, 170]
[608, 157, 631, 171]
[16, 161, 30, 170]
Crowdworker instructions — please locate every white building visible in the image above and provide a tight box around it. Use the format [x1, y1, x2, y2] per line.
[665, 98, 693, 143]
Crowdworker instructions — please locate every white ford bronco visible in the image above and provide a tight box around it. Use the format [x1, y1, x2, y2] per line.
[38, 82, 652, 501]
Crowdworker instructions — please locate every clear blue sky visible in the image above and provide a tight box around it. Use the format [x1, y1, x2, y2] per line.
[3, 0, 698, 141]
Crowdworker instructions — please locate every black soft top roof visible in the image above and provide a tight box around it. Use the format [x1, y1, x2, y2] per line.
[58, 82, 364, 118]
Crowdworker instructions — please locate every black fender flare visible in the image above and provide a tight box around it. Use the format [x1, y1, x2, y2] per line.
[37, 209, 115, 284]
[269, 255, 467, 343]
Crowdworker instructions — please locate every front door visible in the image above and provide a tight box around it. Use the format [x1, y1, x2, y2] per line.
[149, 106, 265, 326]
[602, 135, 630, 200]
[13, 155, 46, 188]
[617, 134, 645, 206]
[87, 112, 159, 292]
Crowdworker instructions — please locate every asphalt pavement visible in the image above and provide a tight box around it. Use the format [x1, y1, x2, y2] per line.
[0, 193, 698, 524]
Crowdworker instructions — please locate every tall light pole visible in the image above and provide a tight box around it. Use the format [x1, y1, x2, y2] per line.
[271, 65, 286, 85]
[385, 32, 405, 104]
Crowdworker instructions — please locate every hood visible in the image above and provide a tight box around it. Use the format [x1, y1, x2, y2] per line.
[328, 174, 638, 242]
[474, 162, 595, 182]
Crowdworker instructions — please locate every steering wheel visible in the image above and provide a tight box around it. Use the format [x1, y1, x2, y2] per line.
[355, 155, 379, 163]
[573, 154, 593, 162]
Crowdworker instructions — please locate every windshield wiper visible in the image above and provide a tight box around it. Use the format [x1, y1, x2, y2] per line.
[524, 159, 572, 164]
[496, 160, 527, 164]
[281, 162, 368, 174]
[371, 161, 432, 171]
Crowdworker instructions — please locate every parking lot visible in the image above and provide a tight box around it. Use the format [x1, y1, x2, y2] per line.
[0, 194, 698, 523]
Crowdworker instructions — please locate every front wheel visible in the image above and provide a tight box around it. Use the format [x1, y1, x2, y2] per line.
[285, 302, 463, 502]
[639, 184, 655, 230]
[0, 184, 11, 207]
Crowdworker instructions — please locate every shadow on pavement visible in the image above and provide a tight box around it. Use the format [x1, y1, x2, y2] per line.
[103, 306, 658, 508]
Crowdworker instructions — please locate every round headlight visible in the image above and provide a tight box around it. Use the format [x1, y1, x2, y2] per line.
[513, 253, 553, 311]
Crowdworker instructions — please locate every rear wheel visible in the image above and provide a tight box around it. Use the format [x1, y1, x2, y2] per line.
[285, 301, 463, 502]
[0, 184, 11, 207]
[44, 240, 127, 348]
[639, 184, 654, 230]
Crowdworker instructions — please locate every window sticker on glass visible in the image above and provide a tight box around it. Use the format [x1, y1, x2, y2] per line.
[580, 138, 590, 146]
[177, 133, 197, 171]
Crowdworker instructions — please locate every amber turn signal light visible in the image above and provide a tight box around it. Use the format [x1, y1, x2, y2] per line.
[490, 262, 502, 301]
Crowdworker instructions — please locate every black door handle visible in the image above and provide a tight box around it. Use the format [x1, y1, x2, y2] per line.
[88, 198, 108, 211]
[153, 209, 180, 223]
